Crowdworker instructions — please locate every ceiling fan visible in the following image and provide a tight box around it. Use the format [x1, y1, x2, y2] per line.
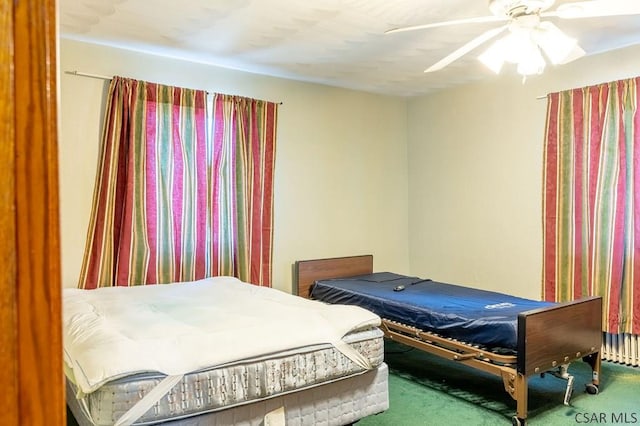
[386, 0, 640, 76]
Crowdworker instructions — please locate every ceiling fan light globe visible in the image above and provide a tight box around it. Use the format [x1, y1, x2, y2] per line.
[516, 44, 546, 75]
[534, 21, 579, 64]
[479, 28, 548, 76]
[479, 41, 506, 73]
[501, 31, 532, 63]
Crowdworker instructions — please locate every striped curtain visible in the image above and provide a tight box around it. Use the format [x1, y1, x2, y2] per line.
[211, 94, 278, 287]
[79, 77, 209, 288]
[543, 76, 640, 335]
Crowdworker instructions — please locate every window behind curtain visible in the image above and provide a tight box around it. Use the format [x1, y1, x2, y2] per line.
[543, 77, 640, 336]
[78, 78, 278, 289]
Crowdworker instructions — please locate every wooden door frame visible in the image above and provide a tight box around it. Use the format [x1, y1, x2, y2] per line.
[0, 0, 64, 424]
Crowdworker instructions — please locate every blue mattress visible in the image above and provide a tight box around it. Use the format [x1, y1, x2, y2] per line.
[311, 272, 554, 350]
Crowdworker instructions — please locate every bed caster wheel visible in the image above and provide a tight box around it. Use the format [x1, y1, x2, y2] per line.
[586, 383, 599, 395]
[512, 416, 526, 426]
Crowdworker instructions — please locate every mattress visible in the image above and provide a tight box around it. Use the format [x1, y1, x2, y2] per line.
[63, 276, 385, 425]
[63, 276, 381, 395]
[66, 327, 384, 425]
[311, 272, 554, 350]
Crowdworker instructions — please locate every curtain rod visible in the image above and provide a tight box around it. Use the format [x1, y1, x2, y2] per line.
[66, 70, 112, 80]
[65, 70, 284, 105]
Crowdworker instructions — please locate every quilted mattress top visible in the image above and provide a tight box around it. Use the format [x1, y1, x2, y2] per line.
[63, 276, 380, 394]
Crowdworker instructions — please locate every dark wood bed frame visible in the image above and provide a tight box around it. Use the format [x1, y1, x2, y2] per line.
[294, 255, 602, 426]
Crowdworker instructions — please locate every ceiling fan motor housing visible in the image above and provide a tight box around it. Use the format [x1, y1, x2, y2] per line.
[489, 0, 555, 17]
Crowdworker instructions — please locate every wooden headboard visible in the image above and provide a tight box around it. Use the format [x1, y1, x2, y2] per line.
[294, 255, 373, 298]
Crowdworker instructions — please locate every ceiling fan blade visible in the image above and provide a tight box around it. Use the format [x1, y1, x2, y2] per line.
[545, 0, 640, 19]
[425, 25, 508, 73]
[386, 15, 507, 34]
[557, 44, 586, 64]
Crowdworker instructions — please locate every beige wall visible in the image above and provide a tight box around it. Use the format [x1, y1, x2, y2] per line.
[407, 44, 640, 299]
[60, 37, 640, 299]
[59, 38, 410, 291]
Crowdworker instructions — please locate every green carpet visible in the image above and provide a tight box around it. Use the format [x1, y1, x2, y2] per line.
[358, 340, 640, 426]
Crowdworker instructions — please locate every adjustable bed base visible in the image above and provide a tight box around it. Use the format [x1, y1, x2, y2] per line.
[294, 255, 602, 426]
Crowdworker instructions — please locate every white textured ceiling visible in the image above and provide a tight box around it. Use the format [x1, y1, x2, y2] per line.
[59, 0, 640, 97]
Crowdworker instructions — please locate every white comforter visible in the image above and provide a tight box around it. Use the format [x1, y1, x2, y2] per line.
[63, 276, 380, 394]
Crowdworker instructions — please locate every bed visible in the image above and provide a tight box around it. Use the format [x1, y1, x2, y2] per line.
[294, 255, 603, 426]
[63, 275, 389, 426]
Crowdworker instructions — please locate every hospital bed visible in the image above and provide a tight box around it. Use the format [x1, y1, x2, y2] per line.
[63, 275, 389, 425]
[294, 255, 602, 426]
